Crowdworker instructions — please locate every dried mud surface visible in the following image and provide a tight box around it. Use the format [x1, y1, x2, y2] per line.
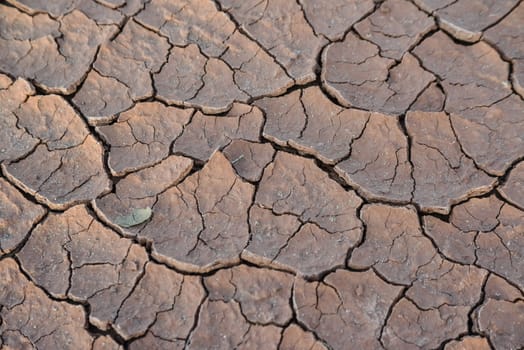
[1, 0, 523, 349]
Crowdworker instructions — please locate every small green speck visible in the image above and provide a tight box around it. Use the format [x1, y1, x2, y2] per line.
[116, 207, 152, 228]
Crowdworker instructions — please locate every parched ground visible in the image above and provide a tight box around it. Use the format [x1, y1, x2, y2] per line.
[0, 0, 523, 349]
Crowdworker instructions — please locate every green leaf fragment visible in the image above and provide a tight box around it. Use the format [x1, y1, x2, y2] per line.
[115, 207, 152, 228]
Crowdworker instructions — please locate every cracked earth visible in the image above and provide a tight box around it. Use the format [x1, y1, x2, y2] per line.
[0, 0, 523, 349]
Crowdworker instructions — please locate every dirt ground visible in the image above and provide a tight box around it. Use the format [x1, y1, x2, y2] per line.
[0, 0, 523, 349]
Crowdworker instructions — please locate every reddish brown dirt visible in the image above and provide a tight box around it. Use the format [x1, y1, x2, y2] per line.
[1, 0, 523, 349]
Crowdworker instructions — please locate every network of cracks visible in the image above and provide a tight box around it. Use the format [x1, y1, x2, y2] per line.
[0, 0, 523, 349]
